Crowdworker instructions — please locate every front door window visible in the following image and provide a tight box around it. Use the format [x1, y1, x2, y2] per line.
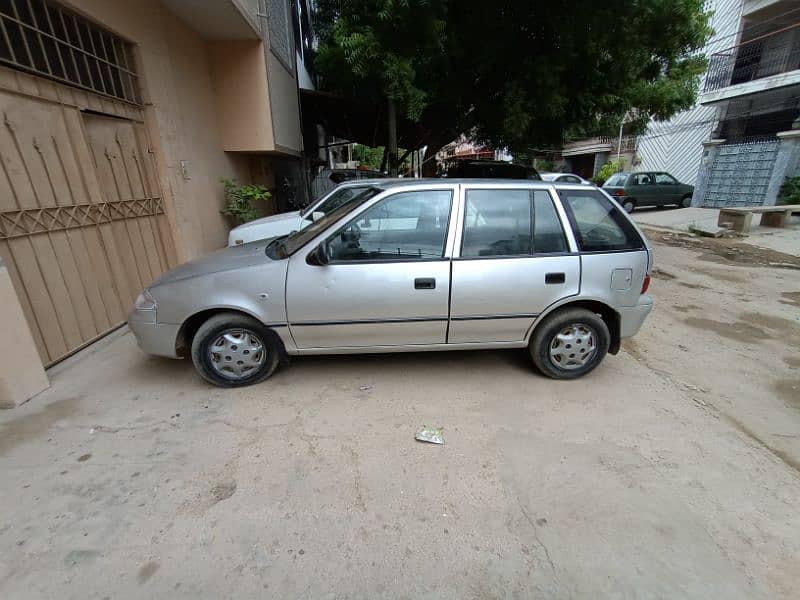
[327, 190, 453, 261]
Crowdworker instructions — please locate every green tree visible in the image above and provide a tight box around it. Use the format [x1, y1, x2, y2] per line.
[315, 1, 711, 155]
[351, 144, 386, 170]
[315, 0, 449, 174]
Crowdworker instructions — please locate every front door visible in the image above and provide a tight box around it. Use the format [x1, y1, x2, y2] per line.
[629, 172, 658, 206]
[449, 187, 580, 343]
[286, 188, 456, 349]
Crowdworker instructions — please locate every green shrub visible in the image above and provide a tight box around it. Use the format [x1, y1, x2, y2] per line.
[220, 178, 272, 224]
[592, 158, 625, 186]
[778, 175, 800, 206]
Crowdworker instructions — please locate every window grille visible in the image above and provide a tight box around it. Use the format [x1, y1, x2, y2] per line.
[0, 0, 141, 104]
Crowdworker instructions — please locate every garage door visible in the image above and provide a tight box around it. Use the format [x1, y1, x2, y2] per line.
[0, 68, 177, 365]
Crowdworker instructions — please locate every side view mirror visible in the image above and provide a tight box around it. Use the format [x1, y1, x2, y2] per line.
[311, 211, 324, 221]
[307, 243, 331, 266]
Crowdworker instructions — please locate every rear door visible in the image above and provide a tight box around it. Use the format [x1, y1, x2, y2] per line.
[653, 172, 682, 205]
[449, 185, 580, 343]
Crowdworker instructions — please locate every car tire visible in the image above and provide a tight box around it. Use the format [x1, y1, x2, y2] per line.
[529, 308, 610, 380]
[622, 199, 635, 213]
[191, 312, 281, 388]
[680, 195, 692, 208]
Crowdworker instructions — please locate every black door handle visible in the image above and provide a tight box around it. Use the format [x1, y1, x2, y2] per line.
[545, 272, 566, 284]
[414, 278, 436, 290]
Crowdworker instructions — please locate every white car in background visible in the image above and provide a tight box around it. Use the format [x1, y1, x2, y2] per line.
[228, 180, 387, 246]
[540, 172, 593, 185]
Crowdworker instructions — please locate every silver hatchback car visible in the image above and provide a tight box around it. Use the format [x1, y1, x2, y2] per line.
[129, 180, 653, 387]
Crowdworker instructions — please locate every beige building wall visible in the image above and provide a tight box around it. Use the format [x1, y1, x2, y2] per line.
[64, 0, 256, 261]
[209, 41, 275, 152]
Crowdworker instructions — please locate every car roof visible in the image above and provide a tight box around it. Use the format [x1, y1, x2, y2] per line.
[365, 178, 591, 189]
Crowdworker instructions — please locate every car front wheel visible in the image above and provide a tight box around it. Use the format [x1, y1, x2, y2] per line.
[529, 308, 610, 379]
[680, 195, 692, 208]
[191, 312, 281, 387]
[622, 199, 635, 213]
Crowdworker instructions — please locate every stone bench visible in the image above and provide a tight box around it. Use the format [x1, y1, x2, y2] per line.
[717, 204, 800, 234]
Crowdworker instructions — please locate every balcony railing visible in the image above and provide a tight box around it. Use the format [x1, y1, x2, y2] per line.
[704, 23, 800, 93]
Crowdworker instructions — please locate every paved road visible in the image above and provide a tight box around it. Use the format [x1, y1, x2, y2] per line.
[0, 232, 798, 599]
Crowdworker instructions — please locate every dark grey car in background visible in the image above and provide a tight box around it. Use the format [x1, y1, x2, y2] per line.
[603, 172, 694, 213]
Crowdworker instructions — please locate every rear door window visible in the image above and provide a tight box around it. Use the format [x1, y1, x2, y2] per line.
[560, 190, 644, 252]
[461, 189, 567, 257]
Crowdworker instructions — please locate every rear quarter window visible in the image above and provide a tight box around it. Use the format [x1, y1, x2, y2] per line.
[560, 190, 644, 252]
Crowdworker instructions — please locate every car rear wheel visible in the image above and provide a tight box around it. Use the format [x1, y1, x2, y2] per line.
[191, 312, 280, 387]
[622, 199, 635, 213]
[529, 308, 610, 379]
[680, 195, 692, 208]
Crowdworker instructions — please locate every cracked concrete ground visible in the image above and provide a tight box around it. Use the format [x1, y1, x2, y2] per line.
[0, 232, 798, 599]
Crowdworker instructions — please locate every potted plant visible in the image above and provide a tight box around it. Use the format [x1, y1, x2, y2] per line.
[220, 178, 272, 225]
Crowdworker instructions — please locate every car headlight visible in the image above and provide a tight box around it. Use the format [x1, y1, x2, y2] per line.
[134, 289, 157, 311]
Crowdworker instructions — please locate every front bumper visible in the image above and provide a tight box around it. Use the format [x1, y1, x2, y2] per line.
[618, 295, 653, 338]
[128, 310, 181, 358]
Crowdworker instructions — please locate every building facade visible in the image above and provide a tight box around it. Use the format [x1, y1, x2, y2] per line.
[0, 0, 306, 405]
[558, 0, 746, 185]
[636, 0, 744, 185]
[693, 0, 800, 207]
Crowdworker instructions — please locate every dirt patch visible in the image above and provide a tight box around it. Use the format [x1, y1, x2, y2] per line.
[683, 317, 768, 345]
[740, 311, 800, 333]
[679, 282, 709, 290]
[651, 267, 676, 280]
[784, 356, 800, 369]
[210, 480, 237, 503]
[739, 312, 800, 348]
[673, 305, 701, 313]
[645, 228, 800, 270]
[780, 292, 800, 308]
[724, 414, 800, 476]
[689, 265, 746, 283]
[137, 561, 159, 584]
[774, 380, 800, 409]
[0, 397, 81, 457]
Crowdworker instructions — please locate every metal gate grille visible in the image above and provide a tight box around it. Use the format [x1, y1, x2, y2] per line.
[702, 139, 779, 207]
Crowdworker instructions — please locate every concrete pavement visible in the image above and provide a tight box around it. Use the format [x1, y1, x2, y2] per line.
[0, 234, 799, 599]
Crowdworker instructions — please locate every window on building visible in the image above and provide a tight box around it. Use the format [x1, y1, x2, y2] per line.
[262, 0, 293, 72]
[461, 189, 567, 257]
[0, 0, 141, 104]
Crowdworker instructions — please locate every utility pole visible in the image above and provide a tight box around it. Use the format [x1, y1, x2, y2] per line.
[616, 117, 624, 165]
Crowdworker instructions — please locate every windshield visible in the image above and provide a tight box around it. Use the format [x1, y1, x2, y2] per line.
[276, 187, 384, 257]
[300, 185, 370, 218]
[603, 173, 628, 187]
